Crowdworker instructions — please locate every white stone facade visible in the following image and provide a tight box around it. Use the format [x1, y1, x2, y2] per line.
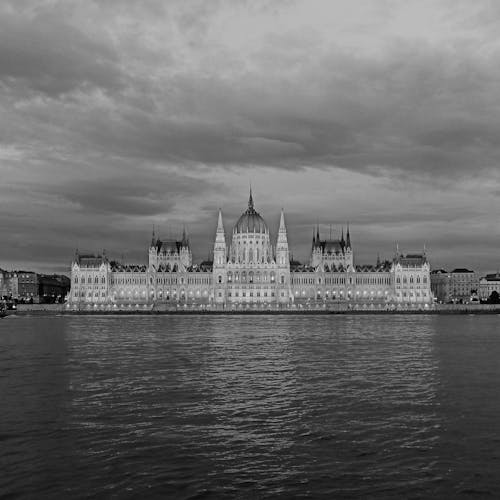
[68, 192, 433, 309]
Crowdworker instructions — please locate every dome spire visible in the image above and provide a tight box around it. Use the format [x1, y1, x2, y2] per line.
[248, 185, 254, 211]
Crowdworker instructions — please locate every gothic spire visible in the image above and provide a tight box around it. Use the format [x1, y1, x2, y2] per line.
[215, 209, 226, 244]
[248, 186, 254, 212]
[217, 208, 224, 232]
[346, 223, 351, 249]
[181, 225, 189, 247]
[278, 209, 288, 243]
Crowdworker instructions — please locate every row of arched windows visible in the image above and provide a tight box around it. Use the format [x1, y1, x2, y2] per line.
[396, 275, 428, 284]
[225, 271, 276, 283]
[74, 275, 106, 284]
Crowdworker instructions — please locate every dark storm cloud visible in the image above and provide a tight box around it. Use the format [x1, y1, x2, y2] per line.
[0, 8, 122, 97]
[1, 0, 500, 272]
[52, 171, 222, 216]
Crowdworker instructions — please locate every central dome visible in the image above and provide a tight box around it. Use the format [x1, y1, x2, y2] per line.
[234, 190, 268, 234]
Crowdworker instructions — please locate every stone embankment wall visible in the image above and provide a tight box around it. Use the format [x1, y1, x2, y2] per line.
[10, 302, 500, 315]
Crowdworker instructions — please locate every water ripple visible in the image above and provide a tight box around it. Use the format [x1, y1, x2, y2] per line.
[1, 315, 500, 498]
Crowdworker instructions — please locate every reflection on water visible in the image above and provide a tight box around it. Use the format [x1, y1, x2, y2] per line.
[1, 314, 500, 498]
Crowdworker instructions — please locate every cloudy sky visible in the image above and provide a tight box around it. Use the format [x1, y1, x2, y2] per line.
[1, 0, 499, 274]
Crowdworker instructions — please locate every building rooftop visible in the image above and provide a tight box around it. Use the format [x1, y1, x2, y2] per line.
[483, 273, 500, 281]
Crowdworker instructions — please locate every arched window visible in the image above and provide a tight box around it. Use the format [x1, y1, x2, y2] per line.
[280, 275, 285, 284]
[88, 276, 92, 284]
[101, 276, 105, 284]
[228, 272, 232, 283]
[74, 277, 78, 284]
[218, 275, 222, 284]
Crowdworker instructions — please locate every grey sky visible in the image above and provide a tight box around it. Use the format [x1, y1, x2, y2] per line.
[1, 0, 499, 274]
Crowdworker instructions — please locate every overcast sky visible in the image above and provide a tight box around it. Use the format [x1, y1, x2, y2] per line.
[1, 0, 499, 274]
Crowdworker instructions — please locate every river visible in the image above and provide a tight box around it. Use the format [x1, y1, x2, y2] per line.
[1, 314, 499, 498]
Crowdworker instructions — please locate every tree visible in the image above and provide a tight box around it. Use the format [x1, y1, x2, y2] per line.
[488, 290, 500, 304]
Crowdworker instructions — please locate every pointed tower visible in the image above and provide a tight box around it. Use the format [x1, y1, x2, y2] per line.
[148, 225, 159, 269]
[276, 209, 291, 304]
[276, 209, 289, 266]
[179, 225, 192, 269]
[341, 226, 345, 248]
[181, 226, 189, 247]
[344, 224, 353, 269]
[213, 209, 227, 304]
[310, 223, 323, 268]
[214, 209, 226, 265]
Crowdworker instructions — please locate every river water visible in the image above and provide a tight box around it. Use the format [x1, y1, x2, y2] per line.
[1, 314, 500, 499]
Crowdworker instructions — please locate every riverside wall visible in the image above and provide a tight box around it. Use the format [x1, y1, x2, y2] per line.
[7, 302, 500, 315]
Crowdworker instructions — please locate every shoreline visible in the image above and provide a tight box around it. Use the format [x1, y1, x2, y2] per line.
[5, 305, 500, 316]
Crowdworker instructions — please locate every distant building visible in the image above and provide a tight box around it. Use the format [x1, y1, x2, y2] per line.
[0, 269, 70, 302]
[0, 269, 5, 297]
[17, 271, 39, 301]
[448, 268, 478, 303]
[4, 272, 19, 299]
[430, 268, 479, 303]
[479, 273, 500, 301]
[430, 269, 450, 303]
[68, 191, 433, 309]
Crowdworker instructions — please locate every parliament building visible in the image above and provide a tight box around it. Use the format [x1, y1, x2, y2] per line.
[68, 191, 433, 310]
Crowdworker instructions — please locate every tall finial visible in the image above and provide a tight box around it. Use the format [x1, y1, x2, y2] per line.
[151, 224, 156, 246]
[216, 208, 225, 234]
[346, 223, 351, 248]
[181, 225, 189, 247]
[248, 184, 254, 211]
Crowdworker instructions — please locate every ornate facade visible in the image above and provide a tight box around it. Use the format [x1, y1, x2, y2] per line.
[68, 191, 433, 310]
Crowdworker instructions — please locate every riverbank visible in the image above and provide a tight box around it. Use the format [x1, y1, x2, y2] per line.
[5, 303, 500, 316]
